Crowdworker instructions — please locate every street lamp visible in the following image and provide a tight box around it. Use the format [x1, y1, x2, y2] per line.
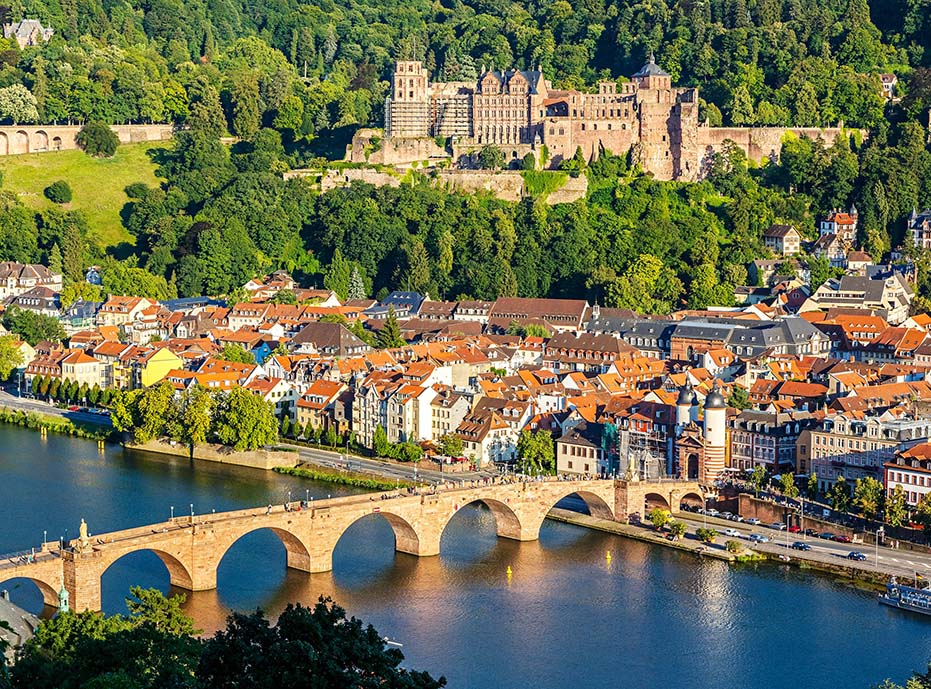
[287, 491, 291, 506]
[43, 529, 47, 549]
[876, 526, 884, 564]
[305, 489, 309, 503]
[170, 505, 174, 521]
[190, 503, 194, 518]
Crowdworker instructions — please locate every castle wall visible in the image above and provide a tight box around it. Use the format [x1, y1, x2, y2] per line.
[0, 124, 173, 156]
[696, 126, 856, 169]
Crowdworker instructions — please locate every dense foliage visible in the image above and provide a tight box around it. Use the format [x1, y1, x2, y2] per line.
[3, 590, 444, 689]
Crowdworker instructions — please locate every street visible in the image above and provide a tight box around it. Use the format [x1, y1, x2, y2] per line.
[0, 388, 112, 427]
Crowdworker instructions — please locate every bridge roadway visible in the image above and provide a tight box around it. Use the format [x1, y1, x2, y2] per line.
[0, 477, 704, 612]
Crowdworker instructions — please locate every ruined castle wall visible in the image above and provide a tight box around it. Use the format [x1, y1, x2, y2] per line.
[696, 126, 857, 166]
[348, 128, 449, 166]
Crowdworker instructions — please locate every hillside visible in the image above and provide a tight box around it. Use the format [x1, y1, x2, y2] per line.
[0, 142, 167, 248]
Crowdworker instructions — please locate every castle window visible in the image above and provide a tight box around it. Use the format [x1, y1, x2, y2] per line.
[608, 123, 612, 130]
[581, 124, 586, 131]
[559, 128, 564, 135]
[594, 123, 597, 130]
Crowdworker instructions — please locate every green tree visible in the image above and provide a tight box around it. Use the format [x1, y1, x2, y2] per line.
[324, 248, 352, 300]
[827, 476, 852, 514]
[647, 507, 670, 530]
[780, 472, 800, 499]
[670, 521, 688, 540]
[477, 145, 505, 170]
[2, 306, 67, 345]
[44, 181, 73, 204]
[749, 465, 768, 496]
[75, 121, 119, 158]
[229, 71, 261, 138]
[348, 266, 367, 300]
[695, 527, 717, 543]
[377, 307, 406, 349]
[0, 336, 24, 381]
[438, 433, 463, 457]
[125, 586, 199, 636]
[728, 386, 750, 410]
[0, 84, 38, 124]
[516, 429, 555, 475]
[373, 424, 390, 457]
[181, 385, 212, 447]
[212, 386, 278, 451]
[217, 343, 255, 364]
[885, 485, 908, 527]
[854, 477, 884, 521]
[807, 472, 819, 499]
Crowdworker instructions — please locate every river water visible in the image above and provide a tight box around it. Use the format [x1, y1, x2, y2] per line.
[1, 426, 929, 688]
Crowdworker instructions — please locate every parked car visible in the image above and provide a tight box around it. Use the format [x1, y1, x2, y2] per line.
[706, 509, 720, 517]
[847, 551, 867, 561]
[791, 542, 812, 551]
[730, 515, 744, 522]
[787, 525, 801, 533]
[724, 528, 741, 538]
[745, 518, 761, 526]
[749, 533, 770, 543]
[770, 522, 787, 530]
[720, 512, 733, 520]
[804, 529, 819, 537]
[819, 532, 835, 540]
[833, 535, 852, 543]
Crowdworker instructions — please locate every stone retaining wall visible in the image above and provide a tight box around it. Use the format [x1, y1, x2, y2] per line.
[0, 124, 173, 156]
[127, 439, 300, 471]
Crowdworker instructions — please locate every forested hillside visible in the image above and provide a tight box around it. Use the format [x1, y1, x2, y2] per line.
[0, 0, 929, 312]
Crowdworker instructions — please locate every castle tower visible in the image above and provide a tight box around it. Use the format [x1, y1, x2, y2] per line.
[676, 382, 696, 431]
[702, 380, 727, 484]
[386, 60, 431, 138]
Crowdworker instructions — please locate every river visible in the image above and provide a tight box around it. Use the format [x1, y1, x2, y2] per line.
[1, 426, 929, 688]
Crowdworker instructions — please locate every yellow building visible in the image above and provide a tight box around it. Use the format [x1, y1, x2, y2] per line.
[133, 347, 184, 388]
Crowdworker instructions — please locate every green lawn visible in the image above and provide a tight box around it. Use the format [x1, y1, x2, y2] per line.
[0, 141, 169, 249]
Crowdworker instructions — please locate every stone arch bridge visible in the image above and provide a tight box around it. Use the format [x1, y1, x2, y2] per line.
[0, 478, 704, 612]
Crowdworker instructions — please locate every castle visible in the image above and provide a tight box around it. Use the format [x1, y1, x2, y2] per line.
[358, 56, 857, 181]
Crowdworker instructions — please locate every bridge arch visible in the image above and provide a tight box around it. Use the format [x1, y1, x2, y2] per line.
[679, 491, 704, 510]
[551, 489, 616, 521]
[214, 525, 314, 583]
[0, 575, 58, 609]
[643, 492, 670, 511]
[100, 547, 194, 591]
[441, 497, 524, 542]
[335, 510, 425, 560]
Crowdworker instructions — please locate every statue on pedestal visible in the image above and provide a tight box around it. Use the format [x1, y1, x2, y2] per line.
[79, 518, 89, 550]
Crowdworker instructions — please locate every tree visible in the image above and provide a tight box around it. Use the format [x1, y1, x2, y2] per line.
[2, 306, 66, 345]
[348, 266, 367, 300]
[516, 429, 555, 475]
[280, 415, 292, 438]
[76, 121, 119, 158]
[438, 433, 463, 457]
[807, 472, 819, 499]
[197, 598, 445, 689]
[126, 586, 199, 636]
[854, 477, 884, 521]
[477, 145, 505, 170]
[647, 507, 670, 530]
[728, 386, 750, 410]
[324, 248, 352, 300]
[669, 521, 688, 540]
[373, 424, 390, 457]
[0, 336, 24, 381]
[44, 181, 73, 204]
[229, 71, 261, 138]
[780, 472, 800, 499]
[885, 485, 908, 527]
[749, 465, 767, 496]
[827, 476, 852, 514]
[181, 385, 212, 447]
[217, 343, 255, 364]
[377, 307, 406, 349]
[0, 84, 38, 124]
[695, 527, 717, 543]
[213, 386, 278, 451]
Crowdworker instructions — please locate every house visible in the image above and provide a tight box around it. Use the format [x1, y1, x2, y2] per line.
[556, 421, 608, 476]
[880, 73, 898, 101]
[292, 322, 371, 357]
[457, 409, 517, 467]
[802, 273, 913, 325]
[365, 292, 426, 320]
[132, 347, 183, 388]
[487, 297, 589, 333]
[846, 251, 873, 272]
[6, 286, 60, 317]
[819, 207, 858, 244]
[2, 19, 53, 48]
[0, 590, 39, 662]
[62, 300, 102, 331]
[295, 380, 349, 435]
[245, 376, 296, 419]
[430, 388, 472, 442]
[729, 410, 820, 473]
[97, 296, 155, 327]
[885, 442, 931, 506]
[543, 331, 637, 373]
[0, 262, 62, 299]
[909, 209, 931, 250]
[811, 233, 847, 268]
[60, 349, 103, 387]
[763, 224, 801, 256]
[453, 301, 494, 324]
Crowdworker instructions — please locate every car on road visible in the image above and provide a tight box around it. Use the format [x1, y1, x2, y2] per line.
[788, 525, 801, 533]
[833, 534, 852, 543]
[749, 533, 770, 543]
[791, 542, 812, 551]
[819, 532, 835, 540]
[724, 528, 741, 538]
[770, 522, 787, 530]
[847, 551, 867, 561]
[745, 518, 761, 525]
[68, 405, 79, 411]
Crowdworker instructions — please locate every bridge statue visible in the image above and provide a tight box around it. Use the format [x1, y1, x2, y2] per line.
[79, 519, 89, 550]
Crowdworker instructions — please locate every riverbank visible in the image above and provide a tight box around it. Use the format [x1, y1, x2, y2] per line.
[0, 406, 113, 441]
[126, 439, 300, 470]
[274, 464, 414, 491]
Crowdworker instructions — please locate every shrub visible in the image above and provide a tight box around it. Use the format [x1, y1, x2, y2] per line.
[696, 527, 718, 544]
[44, 180, 72, 204]
[668, 521, 687, 540]
[647, 507, 670, 530]
[725, 540, 742, 553]
[76, 121, 119, 158]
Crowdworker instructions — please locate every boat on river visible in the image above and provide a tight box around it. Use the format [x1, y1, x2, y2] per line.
[879, 577, 931, 616]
